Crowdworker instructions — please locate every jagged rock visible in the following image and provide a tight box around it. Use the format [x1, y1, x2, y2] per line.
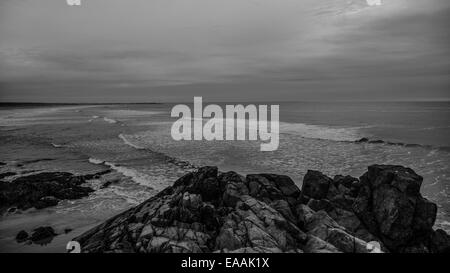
[73, 165, 449, 253]
[303, 210, 373, 253]
[75, 167, 307, 253]
[430, 229, 450, 253]
[307, 198, 333, 212]
[219, 171, 248, 208]
[353, 165, 438, 252]
[0, 172, 94, 210]
[301, 170, 332, 200]
[333, 175, 359, 189]
[303, 235, 341, 253]
[246, 173, 300, 206]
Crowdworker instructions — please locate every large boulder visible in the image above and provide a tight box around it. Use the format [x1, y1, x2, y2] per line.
[353, 165, 437, 252]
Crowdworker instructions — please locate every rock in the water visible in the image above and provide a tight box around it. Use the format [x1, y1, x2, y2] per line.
[355, 138, 369, 143]
[64, 228, 73, 234]
[0, 172, 94, 210]
[16, 230, 29, 243]
[31, 226, 57, 243]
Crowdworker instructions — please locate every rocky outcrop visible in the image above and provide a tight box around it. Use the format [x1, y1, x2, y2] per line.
[0, 172, 98, 211]
[353, 165, 439, 252]
[74, 165, 450, 253]
[16, 226, 58, 245]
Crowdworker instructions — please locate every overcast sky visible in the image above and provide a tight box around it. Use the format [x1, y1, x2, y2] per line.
[0, 0, 449, 102]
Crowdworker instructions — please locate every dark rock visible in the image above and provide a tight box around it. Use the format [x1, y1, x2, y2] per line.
[0, 172, 94, 210]
[353, 165, 438, 252]
[31, 226, 57, 243]
[303, 235, 340, 253]
[100, 178, 120, 189]
[0, 162, 6, 166]
[72, 165, 448, 254]
[301, 170, 332, 200]
[64, 228, 73, 234]
[100, 181, 113, 189]
[219, 172, 247, 208]
[35, 196, 59, 209]
[405, 144, 422, 148]
[430, 229, 450, 253]
[368, 140, 384, 144]
[333, 175, 358, 189]
[16, 230, 29, 243]
[83, 169, 112, 180]
[355, 138, 369, 143]
[307, 199, 333, 212]
[0, 172, 16, 179]
[246, 173, 300, 206]
[74, 167, 308, 253]
[186, 166, 221, 202]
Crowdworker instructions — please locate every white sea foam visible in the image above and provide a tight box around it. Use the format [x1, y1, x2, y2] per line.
[103, 117, 118, 124]
[279, 122, 364, 142]
[102, 110, 163, 117]
[118, 134, 145, 150]
[51, 143, 65, 148]
[88, 158, 105, 165]
[133, 117, 363, 143]
[88, 157, 165, 190]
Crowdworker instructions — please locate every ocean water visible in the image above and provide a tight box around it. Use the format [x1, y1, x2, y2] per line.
[0, 101, 449, 252]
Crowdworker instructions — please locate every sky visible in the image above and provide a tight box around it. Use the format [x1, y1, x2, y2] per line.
[0, 0, 449, 102]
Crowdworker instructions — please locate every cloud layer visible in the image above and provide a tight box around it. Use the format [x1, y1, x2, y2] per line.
[0, 0, 449, 102]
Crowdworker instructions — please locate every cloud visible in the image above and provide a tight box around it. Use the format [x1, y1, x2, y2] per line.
[0, 0, 449, 101]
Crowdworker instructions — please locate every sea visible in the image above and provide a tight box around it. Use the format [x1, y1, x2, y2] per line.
[0, 101, 449, 252]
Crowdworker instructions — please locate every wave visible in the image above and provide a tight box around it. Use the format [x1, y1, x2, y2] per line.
[51, 143, 65, 148]
[279, 122, 365, 142]
[103, 117, 118, 124]
[102, 110, 164, 117]
[118, 134, 197, 169]
[118, 134, 145, 150]
[353, 137, 450, 152]
[164, 117, 365, 142]
[88, 157, 157, 189]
